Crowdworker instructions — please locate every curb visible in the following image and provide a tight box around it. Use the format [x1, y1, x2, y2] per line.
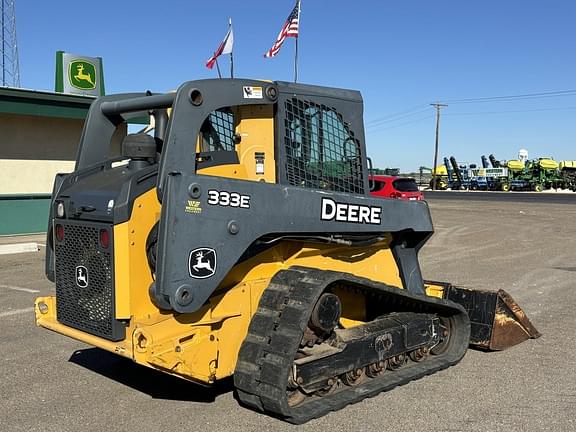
[0, 243, 39, 255]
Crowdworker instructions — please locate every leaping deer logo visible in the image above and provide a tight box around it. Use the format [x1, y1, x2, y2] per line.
[74, 64, 94, 86]
[189, 248, 217, 278]
[75, 265, 89, 288]
[193, 251, 214, 273]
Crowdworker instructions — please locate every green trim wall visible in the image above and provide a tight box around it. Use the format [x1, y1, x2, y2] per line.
[0, 87, 94, 119]
[0, 87, 149, 123]
[0, 195, 51, 235]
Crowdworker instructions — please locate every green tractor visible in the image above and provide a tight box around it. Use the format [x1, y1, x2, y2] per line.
[559, 161, 576, 191]
[506, 157, 563, 191]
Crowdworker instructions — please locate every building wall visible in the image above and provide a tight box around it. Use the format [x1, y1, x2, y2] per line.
[0, 113, 81, 195]
[0, 112, 126, 235]
[0, 113, 127, 195]
[0, 113, 83, 160]
[1, 159, 76, 194]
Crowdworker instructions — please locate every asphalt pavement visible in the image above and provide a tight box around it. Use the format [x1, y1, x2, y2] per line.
[424, 190, 576, 204]
[1, 198, 574, 431]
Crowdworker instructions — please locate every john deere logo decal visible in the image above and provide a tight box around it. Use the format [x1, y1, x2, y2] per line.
[188, 247, 217, 279]
[69, 60, 96, 90]
[75, 265, 89, 288]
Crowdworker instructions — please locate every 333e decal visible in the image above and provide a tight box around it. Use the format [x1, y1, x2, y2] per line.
[207, 189, 251, 209]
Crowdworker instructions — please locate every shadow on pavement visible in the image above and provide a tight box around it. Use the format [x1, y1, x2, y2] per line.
[553, 266, 576, 272]
[69, 347, 234, 402]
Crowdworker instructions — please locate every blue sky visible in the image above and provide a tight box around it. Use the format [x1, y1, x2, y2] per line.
[15, 0, 576, 171]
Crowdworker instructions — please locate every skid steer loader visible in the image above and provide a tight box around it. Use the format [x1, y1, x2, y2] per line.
[36, 79, 539, 423]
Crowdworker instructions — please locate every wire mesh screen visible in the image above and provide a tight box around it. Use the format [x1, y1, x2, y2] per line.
[55, 222, 117, 340]
[200, 109, 235, 152]
[284, 98, 364, 193]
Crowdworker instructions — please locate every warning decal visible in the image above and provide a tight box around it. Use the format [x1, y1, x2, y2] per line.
[243, 86, 263, 99]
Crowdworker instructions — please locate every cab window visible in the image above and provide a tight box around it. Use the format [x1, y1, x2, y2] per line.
[197, 108, 239, 169]
[284, 98, 364, 193]
[200, 109, 236, 152]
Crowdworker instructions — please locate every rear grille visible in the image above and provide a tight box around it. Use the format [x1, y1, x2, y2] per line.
[54, 221, 124, 341]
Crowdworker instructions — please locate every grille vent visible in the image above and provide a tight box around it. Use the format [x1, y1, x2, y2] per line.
[54, 221, 123, 340]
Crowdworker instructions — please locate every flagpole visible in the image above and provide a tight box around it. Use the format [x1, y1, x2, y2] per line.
[294, 0, 301, 83]
[294, 37, 298, 83]
[229, 18, 234, 78]
[215, 58, 222, 79]
[230, 52, 234, 79]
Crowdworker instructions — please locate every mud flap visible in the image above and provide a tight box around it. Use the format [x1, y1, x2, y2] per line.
[427, 282, 541, 350]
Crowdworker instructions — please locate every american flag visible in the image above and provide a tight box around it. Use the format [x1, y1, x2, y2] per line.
[264, 1, 300, 58]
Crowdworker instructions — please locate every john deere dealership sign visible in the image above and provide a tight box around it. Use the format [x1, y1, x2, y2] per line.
[55, 51, 105, 96]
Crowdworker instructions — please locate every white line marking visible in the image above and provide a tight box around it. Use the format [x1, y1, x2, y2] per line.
[0, 307, 35, 318]
[0, 284, 40, 293]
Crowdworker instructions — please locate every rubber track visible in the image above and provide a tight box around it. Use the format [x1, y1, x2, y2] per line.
[234, 266, 471, 424]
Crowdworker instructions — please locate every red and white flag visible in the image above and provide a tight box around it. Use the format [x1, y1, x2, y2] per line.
[264, 1, 300, 58]
[206, 22, 234, 69]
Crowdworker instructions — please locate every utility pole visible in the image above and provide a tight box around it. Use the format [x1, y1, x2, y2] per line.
[430, 103, 447, 190]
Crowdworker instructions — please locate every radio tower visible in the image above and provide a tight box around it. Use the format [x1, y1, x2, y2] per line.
[1, 0, 20, 87]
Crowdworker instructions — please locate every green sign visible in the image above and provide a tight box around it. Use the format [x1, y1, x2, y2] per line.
[68, 59, 97, 90]
[55, 51, 105, 96]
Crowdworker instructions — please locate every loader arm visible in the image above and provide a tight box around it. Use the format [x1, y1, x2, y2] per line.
[152, 79, 433, 312]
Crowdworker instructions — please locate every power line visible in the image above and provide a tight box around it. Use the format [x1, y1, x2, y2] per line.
[444, 93, 576, 105]
[444, 106, 576, 116]
[364, 105, 576, 130]
[439, 89, 576, 104]
[366, 89, 576, 128]
[368, 114, 435, 132]
[365, 89, 576, 133]
[365, 104, 430, 126]
[366, 107, 433, 128]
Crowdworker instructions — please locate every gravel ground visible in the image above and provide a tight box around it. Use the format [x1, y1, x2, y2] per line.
[0, 198, 574, 432]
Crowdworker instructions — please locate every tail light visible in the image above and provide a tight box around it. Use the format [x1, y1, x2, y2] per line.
[99, 229, 110, 249]
[55, 224, 64, 242]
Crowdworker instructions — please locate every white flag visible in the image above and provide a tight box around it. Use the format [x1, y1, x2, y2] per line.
[206, 21, 234, 69]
